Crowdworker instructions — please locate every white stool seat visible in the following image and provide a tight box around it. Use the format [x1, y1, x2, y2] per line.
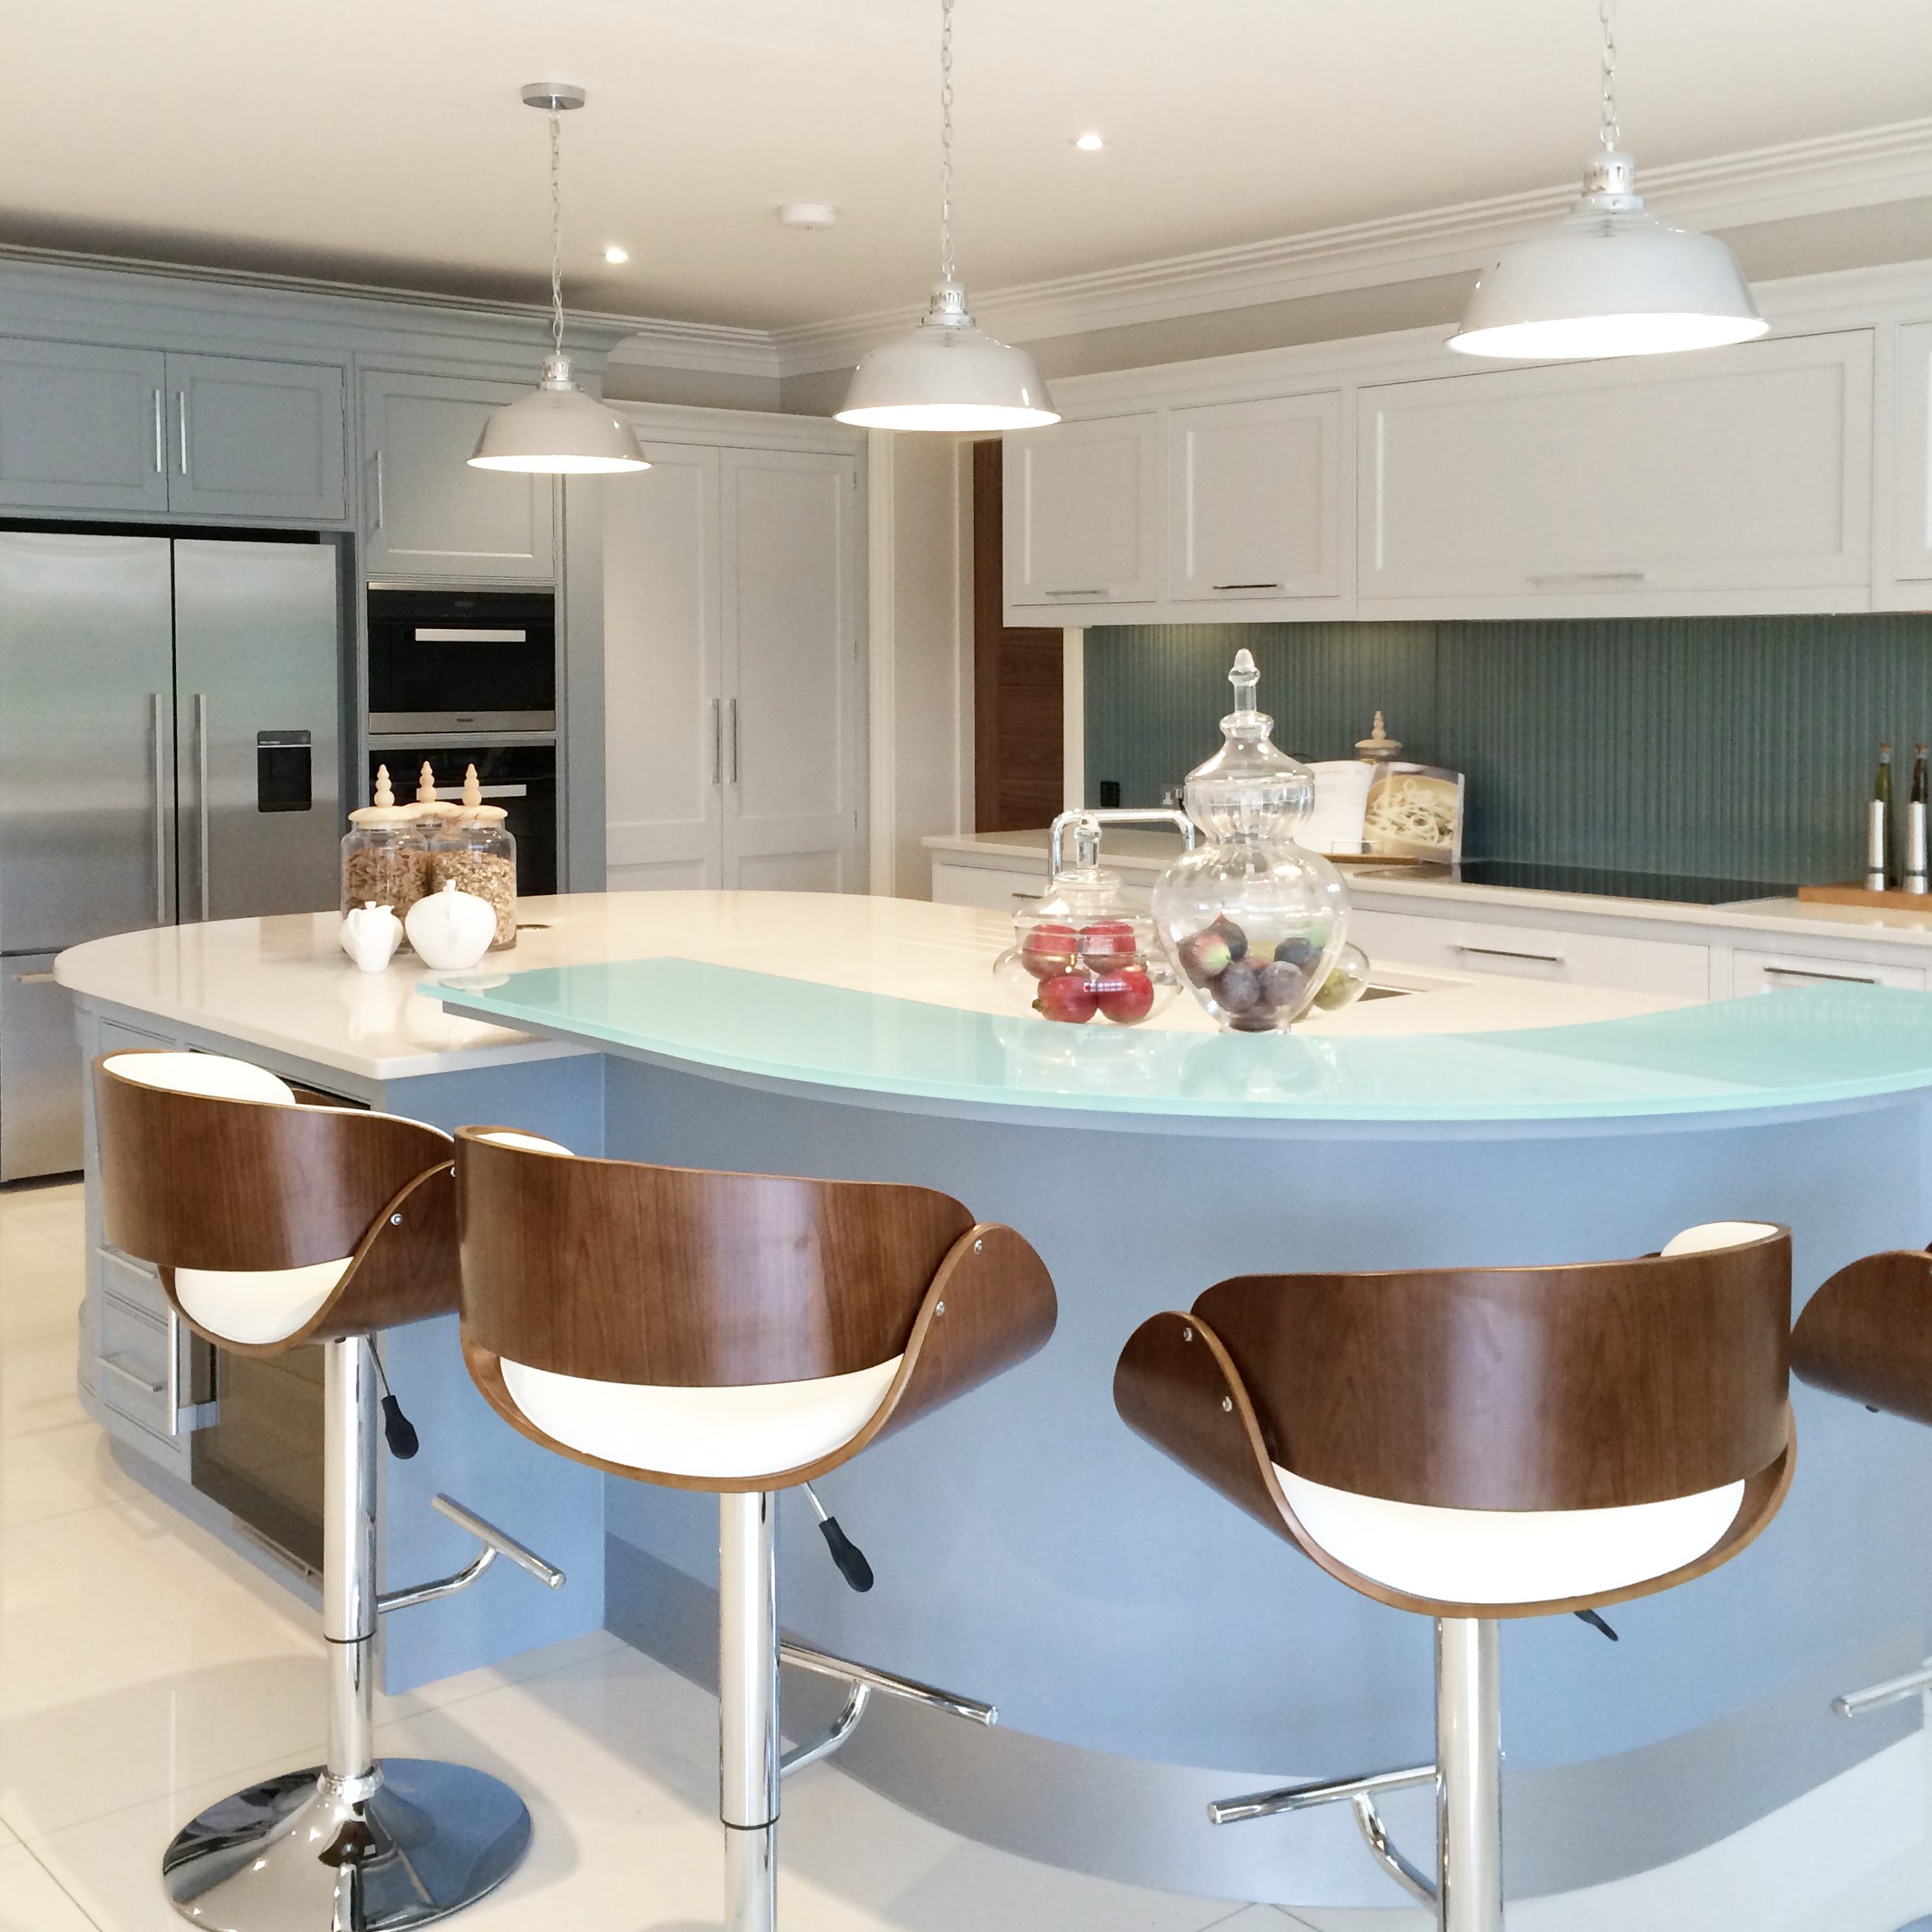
[500, 1357, 904, 1478]
[174, 1258, 354, 1347]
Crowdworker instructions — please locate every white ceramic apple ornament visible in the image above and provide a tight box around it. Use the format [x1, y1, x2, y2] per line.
[405, 882, 496, 971]
[339, 900, 403, 973]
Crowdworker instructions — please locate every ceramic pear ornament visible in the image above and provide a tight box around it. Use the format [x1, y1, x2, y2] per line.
[339, 900, 404, 973]
[404, 880, 498, 971]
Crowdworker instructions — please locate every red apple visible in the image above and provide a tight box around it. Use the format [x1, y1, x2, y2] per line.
[1095, 964, 1155, 1024]
[1080, 919, 1140, 972]
[1020, 922, 1080, 980]
[1035, 970, 1099, 1024]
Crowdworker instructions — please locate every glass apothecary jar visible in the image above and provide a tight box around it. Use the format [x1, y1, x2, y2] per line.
[1151, 650, 1350, 1032]
[993, 811, 1192, 1027]
[339, 764, 428, 927]
[429, 768, 517, 949]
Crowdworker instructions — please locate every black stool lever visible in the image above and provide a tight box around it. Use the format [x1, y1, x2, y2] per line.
[802, 1482, 874, 1593]
[370, 1349, 419, 1460]
[1574, 1608, 1619, 1642]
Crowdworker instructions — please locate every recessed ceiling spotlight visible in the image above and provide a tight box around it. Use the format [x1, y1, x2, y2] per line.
[778, 202, 840, 232]
[602, 245, 629, 264]
[1073, 132, 1105, 152]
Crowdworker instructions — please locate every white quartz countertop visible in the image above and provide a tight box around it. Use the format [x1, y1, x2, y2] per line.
[55, 890, 1679, 1084]
[925, 829, 1932, 949]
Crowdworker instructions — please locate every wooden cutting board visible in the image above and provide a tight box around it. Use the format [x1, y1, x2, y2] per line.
[1798, 881, 1932, 909]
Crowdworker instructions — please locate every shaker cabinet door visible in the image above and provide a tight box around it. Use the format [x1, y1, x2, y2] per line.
[0, 339, 170, 514]
[361, 373, 556, 582]
[1166, 392, 1342, 604]
[602, 440, 725, 890]
[1004, 413, 1162, 611]
[721, 447, 863, 893]
[1895, 322, 1932, 583]
[164, 354, 347, 522]
[1358, 330, 1873, 608]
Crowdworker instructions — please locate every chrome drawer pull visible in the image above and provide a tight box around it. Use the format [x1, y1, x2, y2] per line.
[1762, 964, 1878, 986]
[1211, 581, 1282, 591]
[1526, 570, 1648, 586]
[1452, 942, 1567, 966]
[1043, 586, 1106, 596]
[100, 1356, 167, 1399]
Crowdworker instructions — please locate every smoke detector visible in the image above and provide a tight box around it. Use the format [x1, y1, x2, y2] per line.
[777, 203, 840, 232]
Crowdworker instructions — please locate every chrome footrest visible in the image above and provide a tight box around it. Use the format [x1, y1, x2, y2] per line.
[776, 1639, 995, 1779]
[1208, 1761, 1435, 1825]
[377, 1494, 567, 1616]
[1835, 1661, 1932, 1718]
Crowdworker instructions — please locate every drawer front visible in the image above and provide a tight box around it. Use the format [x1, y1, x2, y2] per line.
[96, 1265, 180, 1440]
[931, 859, 1050, 910]
[1731, 949, 1927, 995]
[1350, 908, 1709, 997]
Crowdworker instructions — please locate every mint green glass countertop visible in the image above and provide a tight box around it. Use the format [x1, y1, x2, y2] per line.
[423, 957, 1932, 1127]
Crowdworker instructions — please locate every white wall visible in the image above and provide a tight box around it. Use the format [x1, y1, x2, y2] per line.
[866, 430, 972, 897]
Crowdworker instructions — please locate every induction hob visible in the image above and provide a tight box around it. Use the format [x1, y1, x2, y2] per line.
[1402, 859, 1795, 905]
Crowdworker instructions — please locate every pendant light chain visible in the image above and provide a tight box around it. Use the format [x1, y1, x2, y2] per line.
[1597, 0, 1620, 154]
[938, 0, 957, 286]
[548, 109, 566, 361]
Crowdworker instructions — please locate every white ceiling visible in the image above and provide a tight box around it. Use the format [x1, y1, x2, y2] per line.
[3, 0, 1929, 335]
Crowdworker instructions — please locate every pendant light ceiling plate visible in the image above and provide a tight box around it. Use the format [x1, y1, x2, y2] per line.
[1448, 163, 1766, 361]
[520, 82, 586, 112]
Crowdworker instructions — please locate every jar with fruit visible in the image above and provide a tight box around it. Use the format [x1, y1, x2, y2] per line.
[1151, 649, 1352, 1032]
[994, 811, 1191, 1028]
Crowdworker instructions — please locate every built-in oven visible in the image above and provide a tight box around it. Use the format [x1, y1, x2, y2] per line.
[366, 743, 558, 896]
[366, 586, 556, 735]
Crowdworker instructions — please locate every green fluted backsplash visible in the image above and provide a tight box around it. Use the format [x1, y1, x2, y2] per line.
[1084, 616, 1932, 886]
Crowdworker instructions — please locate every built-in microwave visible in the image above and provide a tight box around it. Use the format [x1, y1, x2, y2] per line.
[366, 586, 556, 734]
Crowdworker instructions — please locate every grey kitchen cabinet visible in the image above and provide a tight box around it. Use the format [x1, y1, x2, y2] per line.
[0, 339, 348, 521]
[361, 371, 556, 582]
[164, 354, 346, 521]
[0, 339, 171, 514]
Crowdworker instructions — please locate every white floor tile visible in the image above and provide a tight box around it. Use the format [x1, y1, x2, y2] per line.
[0, 1844, 96, 1931]
[0, 1416, 143, 1529]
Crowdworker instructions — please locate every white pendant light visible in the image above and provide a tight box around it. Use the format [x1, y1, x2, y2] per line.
[837, 0, 1058, 432]
[1448, 0, 1765, 361]
[470, 84, 649, 475]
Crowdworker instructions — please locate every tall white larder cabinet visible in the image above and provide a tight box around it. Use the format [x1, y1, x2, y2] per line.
[604, 428, 864, 893]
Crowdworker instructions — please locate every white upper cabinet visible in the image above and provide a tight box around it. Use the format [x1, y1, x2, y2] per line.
[1166, 392, 1342, 605]
[1005, 413, 1162, 609]
[1358, 331, 1874, 610]
[361, 372, 556, 582]
[1894, 322, 1932, 584]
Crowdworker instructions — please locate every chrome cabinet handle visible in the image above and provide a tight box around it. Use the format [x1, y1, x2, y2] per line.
[1762, 964, 1879, 986]
[102, 1320, 183, 1436]
[1526, 571, 1648, 586]
[1452, 942, 1567, 966]
[175, 390, 189, 477]
[711, 698, 723, 787]
[1211, 581, 1282, 591]
[729, 698, 740, 784]
[152, 389, 165, 474]
[1044, 586, 1106, 597]
[100, 1356, 166, 1399]
[150, 691, 167, 923]
[194, 692, 210, 920]
[371, 451, 385, 530]
[13, 972, 57, 985]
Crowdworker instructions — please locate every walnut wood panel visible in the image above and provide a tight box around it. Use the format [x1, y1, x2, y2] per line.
[974, 439, 1063, 832]
[455, 1129, 982, 1387]
[1192, 1230, 1792, 1512]
[94, 1051, 462, 1355]
[463, 1220, 1058, 1492]
[1793, 1249, 1932, 1427]
[1114, 1307, 1795, 1620]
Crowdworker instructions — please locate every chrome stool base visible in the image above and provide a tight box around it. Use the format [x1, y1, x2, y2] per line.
[161, 1759, 532, 1932]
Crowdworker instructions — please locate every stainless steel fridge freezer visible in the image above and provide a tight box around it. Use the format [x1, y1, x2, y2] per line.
[0, 531, 343, 1178]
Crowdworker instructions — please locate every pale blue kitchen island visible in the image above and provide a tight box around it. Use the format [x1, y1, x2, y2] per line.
[56, 889, 1932, 1915]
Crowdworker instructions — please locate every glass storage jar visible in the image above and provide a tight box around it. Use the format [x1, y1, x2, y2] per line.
[1151, 650, 1350, 1032]
[430, 784, 517, 951]
[339, 764, 428, 929]
[993, 812, 1190, 1027]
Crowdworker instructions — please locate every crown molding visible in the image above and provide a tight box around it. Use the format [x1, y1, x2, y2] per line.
[602, 317, 783, 377]
[768, 115, 1932, 376]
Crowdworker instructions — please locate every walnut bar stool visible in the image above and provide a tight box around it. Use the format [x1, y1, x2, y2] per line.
[94, 1051, 567, 1932]
[1114, 1221, 1794, 1932]
[1794, 1241, 1932, 1907]
[452, 1128, 1058, 1932]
